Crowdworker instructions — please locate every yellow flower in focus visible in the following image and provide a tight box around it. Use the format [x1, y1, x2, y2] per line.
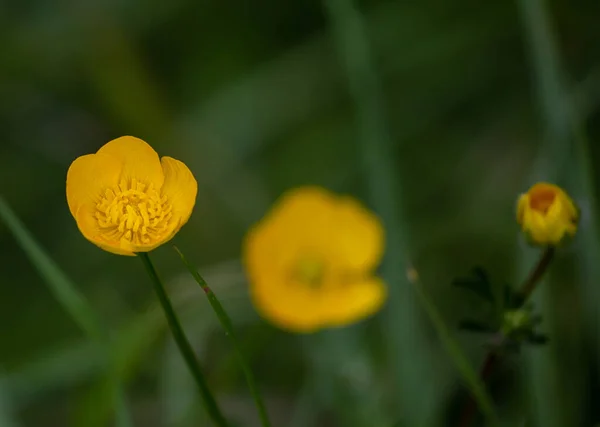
[66, 136, 197, 256]
[517, 182, 578, 246]
[243, 187, 386, 332]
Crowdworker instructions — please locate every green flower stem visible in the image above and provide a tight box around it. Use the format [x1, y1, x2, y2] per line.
[407, 270, 501, 427]
[137, 252, 229, 427]
[459, 246, 556, 427]
[173, 246, 272, 427]
[515, 246, 555, 306]
[458, 352, 499, 427]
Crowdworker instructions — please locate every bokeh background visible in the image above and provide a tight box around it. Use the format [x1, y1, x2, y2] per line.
[1, 0, 599, 426]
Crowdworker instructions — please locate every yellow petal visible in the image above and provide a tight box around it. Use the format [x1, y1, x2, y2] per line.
[243, 186, 337, 290]
[265, 186, 337, 248]
[66, 153, 120, 218]
[518, 182, 579, 246]
[330, 196, 384, 272]
[516, 193, 529, 227]
[74, 203, 180, 255]
[160, 156, 198, 227]
[250, 275, 324, 332]
[545, 198, 575, 243]
[74, 205, 136, 256]
[97, 136, 164, 188]
[321, 277, 387, 327]
[242, 186, 387, 332]
[556, 190, 578, 222]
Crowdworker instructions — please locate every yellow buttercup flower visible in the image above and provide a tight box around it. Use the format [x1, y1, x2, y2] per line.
[516, 182, 578, 246]
[66, 136, 197, 256]
[243, 186, 386, 332]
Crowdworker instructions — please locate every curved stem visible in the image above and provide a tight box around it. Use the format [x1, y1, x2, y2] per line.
[458, 352, 499, 427]
[408, 270, 500, 427]
[515, 246, 555, 306]
[138, 252, 229, 427]
[173, 246, 272, 427]
[458, 246, 555, 427]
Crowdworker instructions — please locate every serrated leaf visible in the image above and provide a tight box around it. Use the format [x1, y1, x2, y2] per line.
[472, 267, 490, 284]
[527, 333, 549, 345]
[452, 268, 494, 302]
[458, 319, 495, 334]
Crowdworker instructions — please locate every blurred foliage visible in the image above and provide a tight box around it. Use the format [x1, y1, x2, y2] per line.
[0, 0, 599, 426]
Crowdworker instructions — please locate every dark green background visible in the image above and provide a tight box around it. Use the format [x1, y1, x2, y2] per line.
[1, 0, 599, 426]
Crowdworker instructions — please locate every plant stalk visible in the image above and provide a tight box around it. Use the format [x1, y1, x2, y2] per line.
[138, 252, 229, 427]
[458, 246, 555, 427]
[173, 246, 272, 427]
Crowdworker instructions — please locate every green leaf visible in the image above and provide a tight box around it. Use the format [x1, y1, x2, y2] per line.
[527, 333, 549, 346]
[452, 267, 495, 303]
[409, 276, 501, 427]
[0, 196, 101, 340]
[458, 319, 496, 334]
[173, 246, 272, 427]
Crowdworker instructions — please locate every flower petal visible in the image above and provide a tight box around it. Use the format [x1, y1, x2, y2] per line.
[250, 274, 324, 332]
[160, 156, 198, 226]
[97, 136, 164, 188]
[321, 277, 387, 327]
[516, 193, 529, 226]
[74, 205, 136, 256]
[66, 153, 120, 218]
[243, 187, 337, 288]
[557, 189, 578, 221]
[243, 224, 292, 284]
[330, 197, 384, 272]
[265, 188, 384, 272]
[263, 187, 338, 254]
[74, 203, 181, 255]
[268, 186, 335, 227]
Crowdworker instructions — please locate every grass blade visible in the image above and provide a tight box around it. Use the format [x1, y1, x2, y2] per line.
[516, 0, 591, 425]
[323, 0, 445, 424]
[408, 270, 501, 426]
[138, 252, 230, 427]
[0, 196, 132, 427]
[0, 196, 101, 340]
[173, 246, 272, 427]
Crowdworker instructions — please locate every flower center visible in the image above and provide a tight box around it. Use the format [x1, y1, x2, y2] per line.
[529, 188, 556, 214]
[95, 178, 173, 246]
[295, 257, 325, 287]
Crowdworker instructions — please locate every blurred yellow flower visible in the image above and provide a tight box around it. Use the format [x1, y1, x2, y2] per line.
[517, 182, 578, 246]
[66, 136, 197, 256]
[243, 187, 386, 332]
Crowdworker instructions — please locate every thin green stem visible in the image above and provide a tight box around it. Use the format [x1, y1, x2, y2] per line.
[172, 246, 272, 427]
[137, 252, 229, 427]
[515, 246, 555, 306]
[517, 0, 592, 424]
[458, 246, 557, 427]
[406, 269, 501, 427]
[324, 0, 442, 424]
